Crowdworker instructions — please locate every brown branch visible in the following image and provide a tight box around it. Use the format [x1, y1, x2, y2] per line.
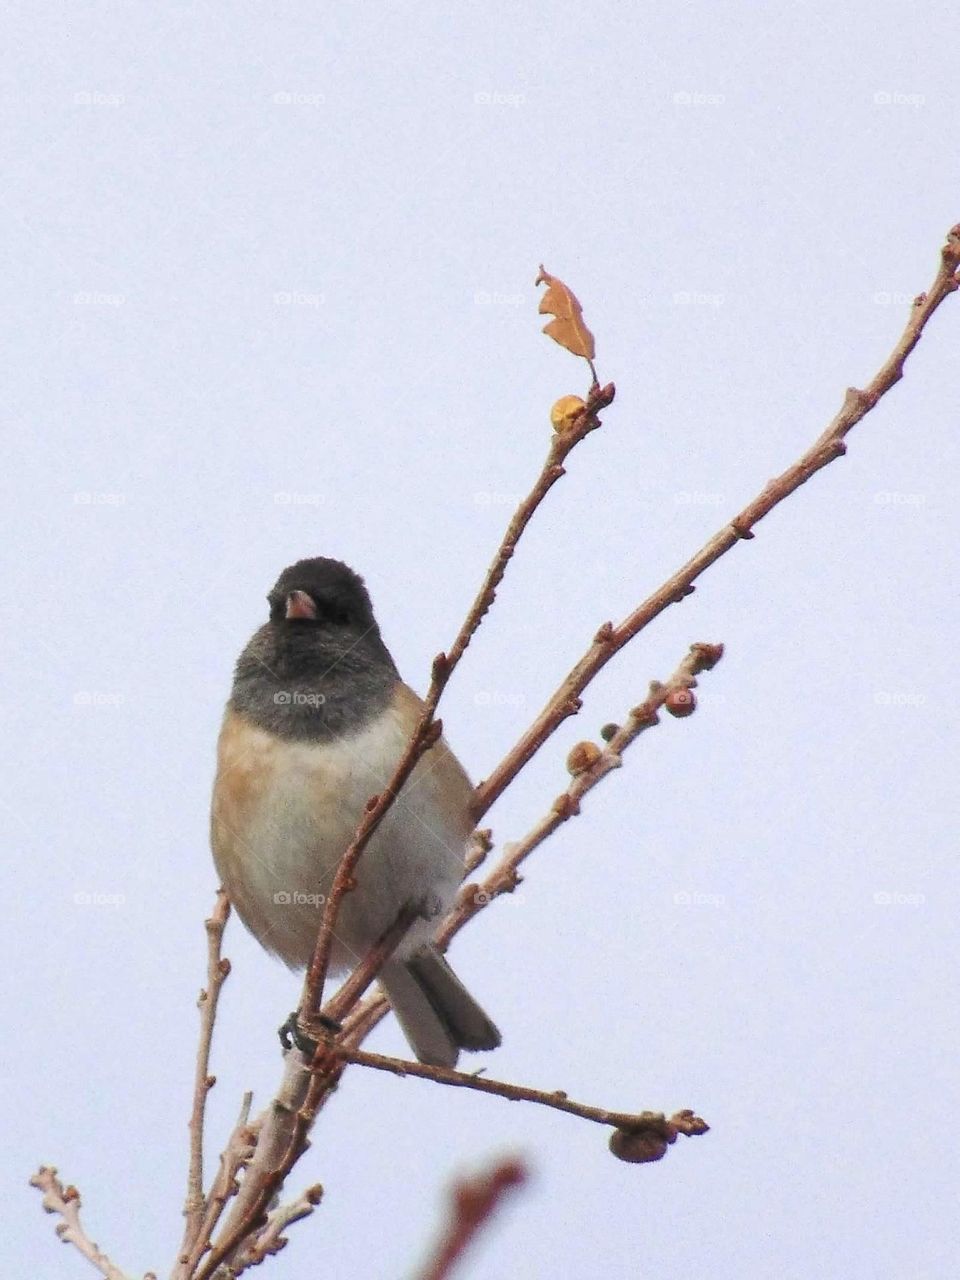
[297, 379, 615, 1022]
[231, 1184, 323, 1273]
[176, 1092, 256, 1279]
[443, 642, 723, 944]
[316, 903, 421, 1029]
[192, 1053, 326, 1280]
[439, 380, 615, 677]
[298, 720, 442, 1021]
[29, 1167, 132, 1280]
[196, 905, 417, 1280]
[414, 1156, 528, 1280]
[339, 641, 725, 1048]
[473, 224, 960, 818]
[341, 1048, 708, 1162]
[177, 892, 231, 1264]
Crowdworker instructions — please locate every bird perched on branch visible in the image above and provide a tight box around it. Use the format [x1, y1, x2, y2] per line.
[211, 556, 500, 1067]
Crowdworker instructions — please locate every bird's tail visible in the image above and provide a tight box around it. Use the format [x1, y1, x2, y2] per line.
[379, 947, 501, 1068]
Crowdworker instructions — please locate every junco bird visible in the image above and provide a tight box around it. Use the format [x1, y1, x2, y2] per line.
[210, 556, 501, 1068]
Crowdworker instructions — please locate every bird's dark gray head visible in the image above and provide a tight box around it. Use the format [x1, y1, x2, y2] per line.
[267, 557, 377, 630]
[230, 557, 398, 740]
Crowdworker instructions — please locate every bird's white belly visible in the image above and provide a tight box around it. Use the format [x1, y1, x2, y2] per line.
[212, 703, 471, 972]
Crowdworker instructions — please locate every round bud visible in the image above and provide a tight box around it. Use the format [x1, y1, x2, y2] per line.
[665, 688, 696, 718]
[550, 395, 586, 433]
[566, 741, 601, 775]
[609, 1127, 669, 1164]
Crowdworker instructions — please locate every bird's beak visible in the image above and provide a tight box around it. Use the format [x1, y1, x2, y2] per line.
[284, 590, 318, 620]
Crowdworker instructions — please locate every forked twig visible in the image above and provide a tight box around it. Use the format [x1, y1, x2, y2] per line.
[29, 1167, 132, 1280]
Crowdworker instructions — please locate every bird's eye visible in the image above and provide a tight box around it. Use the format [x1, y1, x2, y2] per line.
[317, 601, 351, 626]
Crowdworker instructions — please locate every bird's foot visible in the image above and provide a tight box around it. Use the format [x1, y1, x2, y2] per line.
[278, 1009, 343, 1056]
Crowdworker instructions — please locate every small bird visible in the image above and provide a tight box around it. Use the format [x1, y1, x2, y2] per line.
[210, 556, 501, 1067]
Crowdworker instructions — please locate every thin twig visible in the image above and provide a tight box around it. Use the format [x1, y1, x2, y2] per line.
[317, 903, 421, 1028]
[339, 641, 725, 1046]
[30, 1167, 131, 1280]
[298, 379, 616, 1023]
[178, 892, 231, 1263]
[192, 1055, 323, 1280]
[473, 225, 960, 817]
[439, 380, 615, 677]
[443, 642, 723, 943]
[197, 907, 418, 1280]
[231, 1184, 323, 1272]
[176, 1092, 256, 1279]
[341, 1048, 709, 1147]
[414, 1156, 528, 1280]
[298, 720, 444, 1021]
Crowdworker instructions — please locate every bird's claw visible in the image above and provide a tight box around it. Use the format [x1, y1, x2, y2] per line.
[278, 1009, 342, 1056]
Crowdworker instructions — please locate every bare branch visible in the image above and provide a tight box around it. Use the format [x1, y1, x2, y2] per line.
[196, 903, 426, 1279]
[297, 379, 616, 1021]
[175, 1092, 256, 1279]
[473, 225, 960, 816]
[339, 641, 725, 1048]
[30, 1167, 132, 1280]
[316, 902, 421, 1029]
[178, 892, 231, 1263]
[443, 642, 723, 943]
[192, 1051, 325, 1280]
[231, 1184, 323, 1274]
[414, 1156, 528, 1280]
[440, 380, 615, 677]
[342, 1048, 708, 1162]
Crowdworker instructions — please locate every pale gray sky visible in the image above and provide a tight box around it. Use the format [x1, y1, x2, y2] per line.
[4, 3, 958, 1278]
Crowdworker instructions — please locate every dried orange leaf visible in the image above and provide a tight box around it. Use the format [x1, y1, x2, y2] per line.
[535, 265, 596, 360]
